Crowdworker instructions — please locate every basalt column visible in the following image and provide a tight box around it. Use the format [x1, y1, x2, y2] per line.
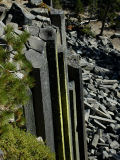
[40, 27, 66, 160]
[24, 88, 36, 135]
[50, 10, 67, 48]
[58, 47, 74, 160]
[68, 66, 88, 160]
[68, 81, 80, 160]
[25, 38, 55, 152]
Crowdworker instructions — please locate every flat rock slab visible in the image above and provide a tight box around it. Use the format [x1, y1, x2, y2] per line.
[29, 0, 42, 5]
[28, 36, 46, 53]
[31, 8, 48, 16]
[25, 25, 40, 37]
[36, 15, 51, 24]
[110, 141, 120, 149]
[8, 3, 35, 26]
[25, 49, 47, 68]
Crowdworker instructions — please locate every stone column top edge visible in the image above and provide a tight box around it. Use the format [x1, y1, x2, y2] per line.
[58, 45, 67, 53]
[39, 26, 57, 41]
[50, 8, 64, 15]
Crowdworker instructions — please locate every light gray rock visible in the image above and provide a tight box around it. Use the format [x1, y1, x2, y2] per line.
[25, 25, 40, 36]
[92, 134, 99, 147]
[25, 49, 47, 68]
[36, 15, 51, 24]
[29, 0, 42, 5]
[110, 141, 120, 149]
[111, 33, 120, 38]
[31, 8, 48, 16]
[28, 36, 46, 52]
[0, 6, 7, 21]
[7, 22, 18, 30]
[0, 21, 5, 36]
[103, 151, 109, 159]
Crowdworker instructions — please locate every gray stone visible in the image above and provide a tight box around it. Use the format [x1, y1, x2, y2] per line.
[69, 31, 77, 38]
[6, 14, 13, 24]
[68, 66, 88, 160]
[36, 15, 51, 24]
[110, 141, 120, 149]
[0, 149, 3, 160]
[50, 9, 66, 48]
[89, 115, 117, 123]
[0, 21, 5, 36]
[85, 101, 110, 118]
[25, 49, 46, 68]
[7, 22, 18, 30]
[45, 38, 66, 159]
[24, 88, 36, 135]
[85, 109, 90, 122]
[102, 80, 118, 85]
[28, 36, 46, 53]
[94, 119, 106, 129]
[26, 25, 40, 36]
[92, 134, 99, 147]
[31, 8, 48, 16]
[115, 117, 120, 122]
[0, 6, 7, 21]
[58, 51, 74, 160]
[14, 29, 23, 35]
[29, 0, 42, 5]
[111, 33, 120, 38]
[109, 149, 116, 154]
[103, 151, 109, 159]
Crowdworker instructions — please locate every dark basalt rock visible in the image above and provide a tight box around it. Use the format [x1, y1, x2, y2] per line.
[5, 3, 35, 26]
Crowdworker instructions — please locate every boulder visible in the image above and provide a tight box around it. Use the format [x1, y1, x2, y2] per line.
[6, 3, 35, 26]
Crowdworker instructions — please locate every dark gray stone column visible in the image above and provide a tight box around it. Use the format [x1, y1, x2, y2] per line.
[69, 81, 80, 160]
[25, 41, 55, 152]
[24, 88, 36, 135]
[40, 26, 66, 160]
[68, 66, 88, 160]
[50, 9, 67, 48]
[58, 47, 74, 160]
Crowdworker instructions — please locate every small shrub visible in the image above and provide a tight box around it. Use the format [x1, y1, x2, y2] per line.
[80, 25, 95, 37]
[0, 124, 55, 160]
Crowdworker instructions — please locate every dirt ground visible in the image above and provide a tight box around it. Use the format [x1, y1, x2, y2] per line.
[89, 21, 120, 51]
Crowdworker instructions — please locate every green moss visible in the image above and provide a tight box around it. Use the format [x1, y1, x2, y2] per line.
[0, 124, 55, 160]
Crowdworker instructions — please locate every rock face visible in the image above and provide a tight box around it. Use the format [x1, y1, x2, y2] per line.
[29, 0, 43, 5]
[0, 2, 88, 160]
[67, 29, 120, 160]
[1, 1, 120, 160]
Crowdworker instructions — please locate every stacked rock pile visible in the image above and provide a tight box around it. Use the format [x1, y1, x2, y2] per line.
[67, 30, 120, 160]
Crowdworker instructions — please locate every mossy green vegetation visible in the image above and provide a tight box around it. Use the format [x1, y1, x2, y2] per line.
[0, 124, 55, 160]
[0, 25, 34, 111]
[0, 25, 34, 134]
[80, 25, 95, 37]
[52, 0, 62, 9]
